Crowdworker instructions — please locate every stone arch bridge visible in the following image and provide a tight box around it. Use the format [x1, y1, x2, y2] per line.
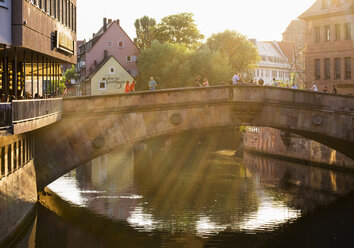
[35, 86, 354, 189]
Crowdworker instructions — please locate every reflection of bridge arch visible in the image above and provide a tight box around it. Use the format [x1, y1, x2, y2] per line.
[35, 86, 354, 189]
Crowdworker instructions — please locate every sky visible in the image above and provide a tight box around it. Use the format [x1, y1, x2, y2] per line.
[77, 0, 316, 42]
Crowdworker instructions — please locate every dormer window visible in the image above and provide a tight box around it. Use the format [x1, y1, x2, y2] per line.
[118, 41, 124, 48]
[107, 41, 113, 48]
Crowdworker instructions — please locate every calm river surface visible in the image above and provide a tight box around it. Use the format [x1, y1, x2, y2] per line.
[13, 129, 354, 248]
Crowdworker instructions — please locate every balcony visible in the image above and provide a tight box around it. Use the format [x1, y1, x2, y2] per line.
[0, 98, 63, 134]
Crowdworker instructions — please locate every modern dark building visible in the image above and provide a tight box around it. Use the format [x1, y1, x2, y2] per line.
[0, 0, 77, 101]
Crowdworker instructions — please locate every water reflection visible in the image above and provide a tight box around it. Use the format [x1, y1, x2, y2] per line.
[16, 128, 354, 247]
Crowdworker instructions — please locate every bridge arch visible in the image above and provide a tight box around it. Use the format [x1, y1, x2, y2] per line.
[35, 86, 354, 189]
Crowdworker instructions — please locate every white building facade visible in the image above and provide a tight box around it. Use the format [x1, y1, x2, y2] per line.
[254, 41, 291, 85]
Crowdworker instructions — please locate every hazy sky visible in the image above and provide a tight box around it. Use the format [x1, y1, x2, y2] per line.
[77, 0, 316, 42]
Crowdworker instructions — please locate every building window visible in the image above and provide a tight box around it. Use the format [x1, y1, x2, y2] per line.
[324, 25, 330, 42]
[107, 41, 113, 48]
[109, 67, 115, 74]
[345, 57, 351, 79]
[53, 0, 57, 18]
[335, 24, 340, 40]
[99, 81, 106, 90]
[0, 0, 7, 8]
[344, 23, 351, 40]
[272, 70, 277, 78]
[132, 56, 138, 62]
[315, 59, 321, 80]
[324, 58, 330, 79]
[335, 58, 341, 79]
[126, 56, 132, 62]
[315, 27, 320, 43]
[118, 41, 124, 48]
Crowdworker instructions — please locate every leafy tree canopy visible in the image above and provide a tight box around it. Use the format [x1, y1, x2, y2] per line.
[134, 16, 157, 50]
[205, 30, 259, 79]
[136, 41, 233, 91]
[155, 13, 204, 47]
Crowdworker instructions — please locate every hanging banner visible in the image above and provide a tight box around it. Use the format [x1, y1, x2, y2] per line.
[55, 31, 74, 55]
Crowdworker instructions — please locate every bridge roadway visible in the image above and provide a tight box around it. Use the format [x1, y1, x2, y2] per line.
[35, 85, 354, 190]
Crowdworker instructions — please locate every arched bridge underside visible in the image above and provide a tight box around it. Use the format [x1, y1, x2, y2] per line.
[35, 86, 354, 189]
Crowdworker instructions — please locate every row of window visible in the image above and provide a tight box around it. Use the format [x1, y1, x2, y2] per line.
[27, 0, 76, 33]
[314, 57, 352, 80]
[107, 41, 125, 48]
[314, 23, 351, 43]
[256, 69, 290, 79]
[260, 55, 288, 64]
[0, 136, 34, 179]
[126, 56, 138, 63]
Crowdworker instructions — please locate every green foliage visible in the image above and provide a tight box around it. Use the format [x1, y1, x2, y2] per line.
[136, 41, 234, 91]
[60, 65, 76, 93]
[134, 16, 157, 50]
[205, 30, 259, 78]
[186, 47, 233, 86]
[154, 13, 204, 48]
[136, 41, 190, 90]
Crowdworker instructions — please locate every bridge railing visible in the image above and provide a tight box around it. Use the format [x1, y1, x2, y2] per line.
[0, 103, 12, 129]
[11, 98, 63, 123]
[0, 99, 63, 133]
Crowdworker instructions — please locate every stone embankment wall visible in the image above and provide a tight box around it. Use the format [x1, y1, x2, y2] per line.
[0, 134, 37, 246]
[243, 127, 354, 171]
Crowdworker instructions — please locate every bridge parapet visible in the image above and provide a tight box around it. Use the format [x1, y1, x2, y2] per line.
[35, 86, 354, 189]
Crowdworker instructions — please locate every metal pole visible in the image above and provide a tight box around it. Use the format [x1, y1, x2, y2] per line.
[46, 58, 48, 97]
[4, 44, 8, 101]
[37, 54, 39, 98]
[49, 60, 51, 96]
[31, 52, 34, 98]
[14, 47, 17, 99]
[52, 62, 55, 95]
[23, 50, 26, 98]
[42, 56, 44, 98]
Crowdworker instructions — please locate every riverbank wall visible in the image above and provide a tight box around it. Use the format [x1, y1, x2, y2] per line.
[243, 127, 354, 171]
[0, 134, 37, 246]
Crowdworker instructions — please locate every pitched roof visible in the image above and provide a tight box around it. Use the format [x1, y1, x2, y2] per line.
[79, 20, 139, 54]
[277, 42, 295, 62]
[84, 55, 130, 81]
[299, 0, 354, 20]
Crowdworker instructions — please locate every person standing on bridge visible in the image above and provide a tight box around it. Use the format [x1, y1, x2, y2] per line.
[148, 77, 157, 91]
[203, 78, 209, 87]
[232, 72, 240, 85]
[312, 83, 318, 91]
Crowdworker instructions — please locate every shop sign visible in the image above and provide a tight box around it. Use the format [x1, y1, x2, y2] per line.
[56, 31, 74, 54]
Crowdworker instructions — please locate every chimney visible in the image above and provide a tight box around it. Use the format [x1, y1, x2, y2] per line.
[92, 33, 95, 38]
[116, 19, 120, 25]
[108, 19, 112, 23]
[104, 50, 108, 59]
[103, 17, 107, 31]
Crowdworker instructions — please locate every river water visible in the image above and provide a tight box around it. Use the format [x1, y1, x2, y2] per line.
[13, 129, 354, 248]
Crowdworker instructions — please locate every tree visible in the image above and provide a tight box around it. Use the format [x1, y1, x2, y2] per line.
[206, 30, 259, 80]
[134, 16, 157, 50]
[154, 13, 204, 47]
[136, 41, 190, 90]
[186, 47, 233, 86]
[60, 65, 76, 92]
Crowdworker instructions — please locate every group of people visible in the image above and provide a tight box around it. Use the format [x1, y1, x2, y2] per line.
[195, 75, 210, 87]
[312, 83, 337, 93]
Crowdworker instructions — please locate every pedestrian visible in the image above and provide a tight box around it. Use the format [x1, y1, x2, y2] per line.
[312, 83, 318, 91]
[232, 71, 240, 85]
[130, 81, 136, 92]
[195, 75, 202, 87]
[272, 78, 278, 87]
[249, 79, 254, 84]
[125, 81, 131, 93]
[332, 85, 337, 93]
[203, 77, 209, 87]
[258, 78, 264, 86]
[148, 77, 157, 91]
[291, 83, 298, 89]
[323, 86, 328, 93]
